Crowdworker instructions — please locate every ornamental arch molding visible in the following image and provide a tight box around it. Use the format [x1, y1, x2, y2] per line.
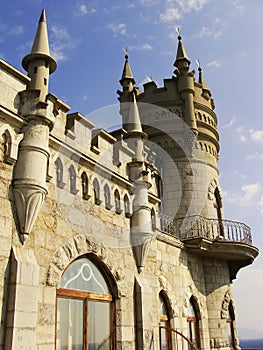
[182, 286, 204, 320]
[46, 233, 124, 297]
[221, 290, 234, 319]
[158, 274, 178, 318]
[208, 178, 222, 201]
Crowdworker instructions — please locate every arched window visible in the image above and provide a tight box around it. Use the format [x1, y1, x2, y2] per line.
[56, 256, 115, 349]
[187, 296, 200, 349]
[214, 187, 224, 237]
[93, 178, 101, 205]
[104, 184, 112, 210]
[69, 165, 78, 194]
[227, 301, 236, 350]
[124, 194, 131, 218]
[159, 292, 172, 350]
[81, 172, 90, 200]
[114, 190, 122, 214]
[151, 208, 156, 231]
[55, 158, 65, 189]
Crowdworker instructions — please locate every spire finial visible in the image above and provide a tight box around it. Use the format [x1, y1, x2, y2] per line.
[120, 47, 135, 90]
[39, 8, 46, 23]
[176, 27, 182, 41]
[173, 28, 190, 70]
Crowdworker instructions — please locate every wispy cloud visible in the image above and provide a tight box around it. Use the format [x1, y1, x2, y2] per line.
[222, 116, 236, 128]
[74, 3, 97, 16]
[249, 129, 263, 143]
[50, 25, 74, 62]
[206, 60, 222, 68]
[236, 127, 263, 143]
[11, 25, 24, 35]
[160, 0, 210, 24]
[129, 43, 153, 51]
[160, 8, 181, 23]
[246, 152, 263, 161]
[224, 183, 262, 207]
[236, 126, 247, 142]
[107, 22, 127, 37]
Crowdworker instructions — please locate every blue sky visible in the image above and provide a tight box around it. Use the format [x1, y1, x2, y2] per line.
[0, 0, 263, 338]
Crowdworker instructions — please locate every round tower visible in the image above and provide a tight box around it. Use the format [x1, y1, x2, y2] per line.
[13, 9, 57, 243]
[123, 34, 221, 238]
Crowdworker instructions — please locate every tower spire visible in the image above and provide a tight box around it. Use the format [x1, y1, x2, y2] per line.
[22, 9, 56, 73]
[119, 49, 135, 92]
[22, 9, 56, 100]
[196, 59, 211, 100]
[174, 28, 190, 71]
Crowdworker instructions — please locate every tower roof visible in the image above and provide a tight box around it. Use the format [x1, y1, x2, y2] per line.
[174, 30, 190, 69]
[196, 59, 211, 97]
[120, 51, 135, 85]
[22, 9, 56, 73]
[125, 92, 147, 139]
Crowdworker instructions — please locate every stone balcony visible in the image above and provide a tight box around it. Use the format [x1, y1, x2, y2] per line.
[160, 215, 259, 280]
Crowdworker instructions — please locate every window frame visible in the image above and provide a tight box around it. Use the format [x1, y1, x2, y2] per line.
[187, 297, 201, 350]
[55, 256, 116, 350]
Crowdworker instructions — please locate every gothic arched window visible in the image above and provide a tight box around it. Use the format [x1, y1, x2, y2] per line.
[124, 194, 131, 218]
[187, 296, 200, 349]
[214, 187, 224, 237]
[81, 172, 90, 200]
[159, 292, 172, 350]
[114, 189, 122, 214]
[93, 178, 102, 205]
[69, 165, 78, 194]
[104, 184, 112, 210]
[151, 208, 156, 231]
[55, 158, 65, 189]
[227, 301, 236, 350]
[56, 256, 115, 349]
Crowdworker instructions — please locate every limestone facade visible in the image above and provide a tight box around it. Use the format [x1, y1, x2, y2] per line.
[0, 10, 259, 350]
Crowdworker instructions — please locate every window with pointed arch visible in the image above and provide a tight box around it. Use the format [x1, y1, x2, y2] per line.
[214, 187, 224, 237]
[56, 255, 115, 350]
[187, 296, 200, 350]
[159, 292, 172, 350]
[227, 301, 236, 350]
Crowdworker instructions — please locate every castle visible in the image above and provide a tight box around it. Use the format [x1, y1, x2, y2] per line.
[0, 9, 258, 350]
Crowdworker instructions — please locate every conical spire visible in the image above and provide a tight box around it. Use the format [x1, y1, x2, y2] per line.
[196, 59, 211, 98]
[174, 29, 190, 70]
[22, 9, 56, 73]
[120, 49, 135, 91]
[127, 92, 143, 134]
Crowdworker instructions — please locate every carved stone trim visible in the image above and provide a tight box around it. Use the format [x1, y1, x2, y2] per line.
[46, 234, 123, 297]
[13, 184, 47, 243]
[221, 290, 231, 319]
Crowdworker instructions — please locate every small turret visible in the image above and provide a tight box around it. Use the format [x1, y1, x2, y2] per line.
[173, 29, 191, 72]
[173, 30, 197, 134]
[22, 9, 56, 100]
[196, 59, 212, 100]
[13, 9, 56, 243]
[119, 49, 135, 93]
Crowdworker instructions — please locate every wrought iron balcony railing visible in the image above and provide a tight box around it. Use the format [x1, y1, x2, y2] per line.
[160, 214, 253, 245]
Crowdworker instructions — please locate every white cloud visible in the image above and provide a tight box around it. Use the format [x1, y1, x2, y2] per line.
[246, 152, 263, 161]
[160, 8, 181, 23]
[236, 126, 247, 142]
[175, 0, 210, 13]
[206, 60, 222, 68]
[74, 4, 97, 16]
[249, 128, 263, 143]
[139, 0, 160, 6]
[222, 116, 236, 128]
[129, 43, 153, 51]
[107, 22, 127, 36]
[11, 25, 24, 35]
[224, 183, 262, 207]
[50, 25, 74, 62]
[51, 25, 70, 41]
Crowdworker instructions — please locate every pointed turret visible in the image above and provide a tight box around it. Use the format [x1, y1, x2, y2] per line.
[174, 30, 191, 71]
[196, 59, 211, 100]
[119, 50, 135, 93]
[22, 9, 56, 99]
